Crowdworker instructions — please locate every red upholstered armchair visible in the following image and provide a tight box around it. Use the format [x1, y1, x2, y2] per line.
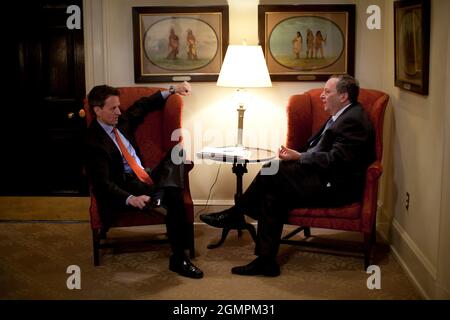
[85, 87, 195, 266]
[281, 88, 389, 269]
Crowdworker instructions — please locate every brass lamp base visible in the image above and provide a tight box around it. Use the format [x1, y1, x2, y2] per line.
[237, 104, 245, 147]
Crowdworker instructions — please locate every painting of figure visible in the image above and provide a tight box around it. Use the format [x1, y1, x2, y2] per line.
[397, 7, 422, 83]
[166, 27, 180, 60]
[292, 31, 302, 59]
[143, 17, 219, 71]
[268, 16, 344, 71]
[306, 28, 314, 59]
[258, 5, 356, 80]
[186, 29, 198, 60]
[394, 0, 429, 95]
[133, 6, 228, 82]
[314, 30, 327, 59]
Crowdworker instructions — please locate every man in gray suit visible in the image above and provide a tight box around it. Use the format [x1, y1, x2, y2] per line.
[201, 75, 375, 277]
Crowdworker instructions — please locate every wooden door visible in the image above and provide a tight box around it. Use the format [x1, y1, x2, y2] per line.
[2, 0, 87, 195]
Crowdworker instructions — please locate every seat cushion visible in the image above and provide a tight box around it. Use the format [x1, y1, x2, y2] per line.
[288, 202, 361, 219]
[109, 211, 166, 228]
[89, 194, 166, 229]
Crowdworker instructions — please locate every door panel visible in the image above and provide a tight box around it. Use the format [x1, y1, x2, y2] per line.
[1, 0, 87, 195]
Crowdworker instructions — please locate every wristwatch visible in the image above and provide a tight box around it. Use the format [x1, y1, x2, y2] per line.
[169, 85, 176, 94]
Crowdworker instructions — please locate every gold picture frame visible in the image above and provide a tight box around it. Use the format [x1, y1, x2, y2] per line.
[394, 0, 430, 95]
[132, 6, 229, 82]
[258, 4, 355, 81]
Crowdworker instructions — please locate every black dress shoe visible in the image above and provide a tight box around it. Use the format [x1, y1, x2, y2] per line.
[199, 207, 246, 229]
[231, 257, 280, 277]
[169, 255, 204, 279]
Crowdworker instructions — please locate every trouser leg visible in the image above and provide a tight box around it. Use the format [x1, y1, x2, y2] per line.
[239, 160, 324, 258]
[239, 160, 292, 220]
[240, 160, 325, 216]
[124, 148, 190, 255]
[236, 161, 289, 258]
[149, 147, 185, 189]
[142, 147, 186, 206]
[163, 187, 190, 255]
[254, 193, 286, 259]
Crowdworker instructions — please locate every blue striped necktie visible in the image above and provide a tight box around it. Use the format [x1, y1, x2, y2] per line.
[323, 117, 335, 132]
[309, 117, 335, 148]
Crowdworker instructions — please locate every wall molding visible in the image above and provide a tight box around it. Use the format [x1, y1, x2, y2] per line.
[435, 20, 450, 299]
[0, 197, 89, 221]
[193, 199, 235, 206]
[102, 0, 111, 84]
[392, 219, 437, 278]
[376, 204, 391, 242]
[390, 243, 429, 299]
[83, 0, 108, 90]
[391, 219, 437, 299]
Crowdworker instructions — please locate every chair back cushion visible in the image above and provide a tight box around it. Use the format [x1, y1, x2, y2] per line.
[356, 89, 389, 161]
[119, 87, 174, 168]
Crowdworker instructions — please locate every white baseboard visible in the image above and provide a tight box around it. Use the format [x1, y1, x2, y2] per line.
[193, 199, 235, 206]
[390, 219, 437, 299]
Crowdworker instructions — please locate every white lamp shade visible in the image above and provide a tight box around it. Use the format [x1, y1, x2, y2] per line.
[217, 45, 272, 88]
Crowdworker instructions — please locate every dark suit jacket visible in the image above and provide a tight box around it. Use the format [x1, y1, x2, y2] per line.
[84, 91, 165, 211]
[300, 103, 375, 202]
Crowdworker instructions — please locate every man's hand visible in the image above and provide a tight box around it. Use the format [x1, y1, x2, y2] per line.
[174, 81, 191, 96]
[128, 195, 150, 210]
[278, 145, 301, 161]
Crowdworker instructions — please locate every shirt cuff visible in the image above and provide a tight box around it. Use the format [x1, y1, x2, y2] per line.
[161, 90, 171, 100]
[126, 195, 133, 206]
[298, 152, 304, 164]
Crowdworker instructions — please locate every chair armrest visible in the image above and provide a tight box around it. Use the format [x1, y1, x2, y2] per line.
[360, 161, 383, 233]
[162, 94, 183, 151]
[366, 161, 383, 182]
[184, 162, 194, 173]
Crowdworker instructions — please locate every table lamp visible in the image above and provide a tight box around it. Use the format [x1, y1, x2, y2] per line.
[216, 44, 272, 146]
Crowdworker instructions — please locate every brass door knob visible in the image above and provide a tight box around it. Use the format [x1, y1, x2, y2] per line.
[67, 112, 75, 119]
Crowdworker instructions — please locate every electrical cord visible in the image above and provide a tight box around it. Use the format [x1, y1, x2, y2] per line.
[196, 163, 221, 216]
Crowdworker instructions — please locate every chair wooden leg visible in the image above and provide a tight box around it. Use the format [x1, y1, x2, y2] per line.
[92, 229, 101, 266]
[364, 223, 378, 269]
[281, 226, 309, 240]
[371, 223, 377, 245]
[363, 232, 372, 270]
[304, 227, 311, 237]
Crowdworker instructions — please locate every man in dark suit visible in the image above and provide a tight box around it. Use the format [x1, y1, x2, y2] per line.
[85, 82, 203, 279]
[200, 75, 375, 277]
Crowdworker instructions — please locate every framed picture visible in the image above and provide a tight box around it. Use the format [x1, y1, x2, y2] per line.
[258, 5, 355, 81]
[394, 0, 430, 95]
[132, 6, 229, 82]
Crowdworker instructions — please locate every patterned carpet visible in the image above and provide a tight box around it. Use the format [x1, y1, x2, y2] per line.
[0, 222, 421, 300]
